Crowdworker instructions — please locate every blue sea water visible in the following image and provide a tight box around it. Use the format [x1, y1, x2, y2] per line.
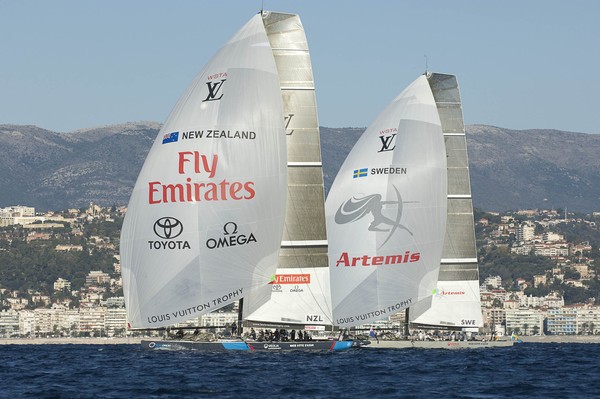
[1, 343, 599, 398]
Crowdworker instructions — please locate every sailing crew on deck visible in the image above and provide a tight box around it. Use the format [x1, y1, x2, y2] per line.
[369, 327, 379, 343]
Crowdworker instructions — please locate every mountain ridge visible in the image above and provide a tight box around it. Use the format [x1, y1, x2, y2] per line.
[1, 123, 598, 213]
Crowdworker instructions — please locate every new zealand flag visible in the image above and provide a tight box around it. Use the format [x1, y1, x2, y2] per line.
[162, 131, 179, 144]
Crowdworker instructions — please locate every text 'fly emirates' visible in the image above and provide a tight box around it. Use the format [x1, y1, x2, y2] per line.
[147, 152, 255, 204]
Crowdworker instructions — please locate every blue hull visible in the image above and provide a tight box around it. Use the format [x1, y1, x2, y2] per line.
[141, 339, 354, 352]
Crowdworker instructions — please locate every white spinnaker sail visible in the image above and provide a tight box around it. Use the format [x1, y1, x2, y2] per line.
[243, 12, 333, 328]
[326, 75, 447, 328]
[120, 15, 287, 329]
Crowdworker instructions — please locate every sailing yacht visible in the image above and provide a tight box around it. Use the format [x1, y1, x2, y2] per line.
[120, 11, 353, 352]
[405, 73, 513, 348]
[325, 73, 513, 349]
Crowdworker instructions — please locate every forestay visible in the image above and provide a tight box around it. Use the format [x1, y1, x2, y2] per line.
[120, 15, 287, 328]
[326, 75, 447, 328]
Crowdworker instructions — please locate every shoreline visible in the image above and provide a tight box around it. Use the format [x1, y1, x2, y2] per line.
[0, 337, 145, 345]
[2, 335, 600, 345]
[519, 335, 600, 343]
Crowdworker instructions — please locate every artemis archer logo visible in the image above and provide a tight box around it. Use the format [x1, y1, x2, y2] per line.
[334, 185, 413, 248]
[203, 79, 226, 102]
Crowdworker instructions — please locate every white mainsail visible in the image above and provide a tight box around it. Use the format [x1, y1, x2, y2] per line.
[243, 11, 333, 329]
[326, 75, 448, 328]
[120, 14, 287, 329]
[409, 73, 484, 329]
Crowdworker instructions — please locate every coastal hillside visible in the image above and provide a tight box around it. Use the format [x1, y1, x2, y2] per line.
[1, 123, 599, 213]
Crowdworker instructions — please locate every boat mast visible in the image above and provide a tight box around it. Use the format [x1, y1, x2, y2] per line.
[237, 298, 244, 337]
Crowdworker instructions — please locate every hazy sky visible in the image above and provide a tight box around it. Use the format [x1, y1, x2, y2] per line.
[1, 0, 599, 134]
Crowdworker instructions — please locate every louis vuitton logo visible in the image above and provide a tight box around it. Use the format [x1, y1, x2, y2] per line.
[202, 79, 226, 102]
[284, 113, 295, 135]
[378, 134, 396, 152]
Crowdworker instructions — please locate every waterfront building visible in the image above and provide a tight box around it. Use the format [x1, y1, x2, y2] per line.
[576, 305, 600, 334]
[18, 310, 35, 336]
[105, 307, 127, 336]
[505, 308, 544, 335]
[57, 309, 80, 336]
[0, 309, 19, 337]
[388, 310, 406, 328]
[198, 311, 238, 329]
[34, 308, 59, 335]
[547, 306, 578, 334]
[79, 307, 106, 336]
[483, 308, 507, 334]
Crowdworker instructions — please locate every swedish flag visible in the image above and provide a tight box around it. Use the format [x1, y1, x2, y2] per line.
[353, 168, 368, 179]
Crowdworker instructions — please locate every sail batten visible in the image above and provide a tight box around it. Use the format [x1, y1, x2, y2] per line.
[288, 162, 323, 166]
[281, 240, 328, 246]
[280, 87, 315, 90]
[441, 258, 479, 263]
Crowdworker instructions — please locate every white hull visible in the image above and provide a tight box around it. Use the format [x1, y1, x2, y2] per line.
[364, 339, 514, 349]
